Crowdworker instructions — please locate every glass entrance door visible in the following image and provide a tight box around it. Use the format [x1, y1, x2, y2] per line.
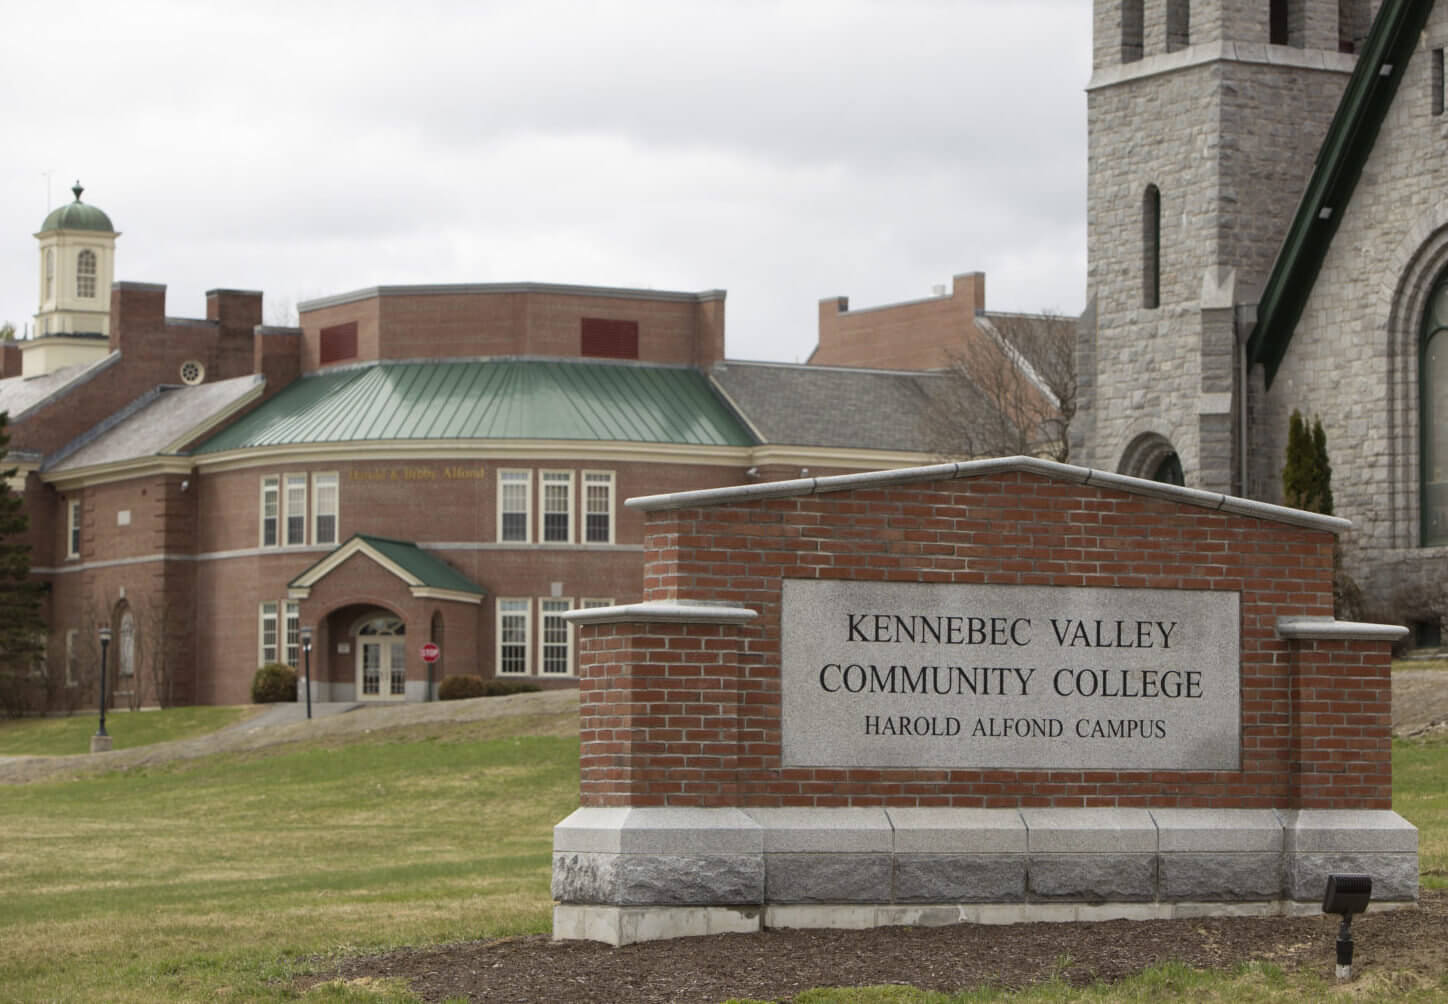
[356, 616, 406, 700]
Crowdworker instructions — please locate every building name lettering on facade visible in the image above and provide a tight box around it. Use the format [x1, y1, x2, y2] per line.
[347, 465, 486, 482]
[781, 581, 1240, 771]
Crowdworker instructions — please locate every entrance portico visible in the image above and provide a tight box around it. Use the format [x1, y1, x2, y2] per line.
[288, 534, 484, 702]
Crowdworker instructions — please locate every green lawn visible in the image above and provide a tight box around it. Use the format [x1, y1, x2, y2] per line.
[0, 705, 256, 756]
[1, 716, 1444, 1002]
[0, 723, 578, 1002]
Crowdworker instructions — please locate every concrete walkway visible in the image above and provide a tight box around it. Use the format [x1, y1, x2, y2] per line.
[227, 701, 365, 730]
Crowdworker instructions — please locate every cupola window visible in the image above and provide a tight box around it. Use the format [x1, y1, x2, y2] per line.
[77, 250, 97, 298]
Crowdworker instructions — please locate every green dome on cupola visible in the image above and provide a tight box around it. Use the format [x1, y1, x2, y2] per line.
[39, 182, 114, 233]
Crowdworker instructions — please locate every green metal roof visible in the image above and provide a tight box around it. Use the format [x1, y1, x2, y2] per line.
[1246, 0, 1430, 387]
[289, 534, 485, 595]
[194, 358, 757, 453]
[39, 183, 115, 233]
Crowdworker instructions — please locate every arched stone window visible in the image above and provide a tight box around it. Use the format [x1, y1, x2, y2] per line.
[1166, 0, 1190, 52]
[76, 250, 96, 298]
[1143, 185, 1161, 309]
[1120, 432, 1183, 485]
[1122, 0, 1144, 62]
[118, 608, 136, 680]
[1421, 274, 1448, 545]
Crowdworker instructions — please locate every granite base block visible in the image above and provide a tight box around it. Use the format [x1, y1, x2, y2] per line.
[894, 854, 1026, 903]
[1158, 853, 1283, 901]
[1286, 853, 1420, 902]
[1028, 853, 1156, 902]
[552, 852, 763, 905]
[765, 853, 892, 903]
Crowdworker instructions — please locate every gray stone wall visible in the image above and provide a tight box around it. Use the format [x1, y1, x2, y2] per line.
[1251, 11, 1448, 613]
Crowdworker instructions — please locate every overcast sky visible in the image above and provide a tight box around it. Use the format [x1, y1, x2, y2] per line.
[2, 0, 1090, 364]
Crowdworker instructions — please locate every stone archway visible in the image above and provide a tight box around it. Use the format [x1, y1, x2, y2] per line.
[1118, 432, 1184, 485]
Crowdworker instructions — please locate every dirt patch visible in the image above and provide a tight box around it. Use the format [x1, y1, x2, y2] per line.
[306, 890, 1448, 1002]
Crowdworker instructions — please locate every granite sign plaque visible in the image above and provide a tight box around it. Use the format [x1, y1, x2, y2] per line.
[781, 580, 1241, 770]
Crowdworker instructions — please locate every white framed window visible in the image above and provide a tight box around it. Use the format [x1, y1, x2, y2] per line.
[284, 601, 301, 667]
[540, 598, 574, 675]
[284, 474, 307, 546]
[67, 499, 81, 558]
[581, 597, 613, 610]
[541, 470, 574, 543]
[583, 471, 615, 544]
[77, 249, 97, 298]
[260, 477, 279, 547]
[498, 470, 531, 543]
[65, 629, 79, 687]
[496, 598, 531, 675]
[259, 602, 279, 665]
[313, 472, 339, 546]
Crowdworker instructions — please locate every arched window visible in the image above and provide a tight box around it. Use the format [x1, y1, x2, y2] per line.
[77, 250, 97, 298]
[1152, 452, 1185, 486]
[1421, 274, 1448, 545]
[44, 249, 54, 301]
[1143, 185, 1161, 309]
[118, 609, 136, 679]
[1166, 1, 1190, 51]
[1122, 0, 1144, 62]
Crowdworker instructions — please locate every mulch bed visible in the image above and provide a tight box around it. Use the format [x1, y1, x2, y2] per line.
[303, 889, 1447, 1002]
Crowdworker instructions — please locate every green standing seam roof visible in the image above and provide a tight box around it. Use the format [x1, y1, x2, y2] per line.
[1246, 0, 1431, 388]
[289, 534, 486, 595]
[193, 359, 758, 453]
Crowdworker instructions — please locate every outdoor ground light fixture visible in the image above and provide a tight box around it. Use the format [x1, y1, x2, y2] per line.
[1323, 873, 1373, 980]
[300, 626, 314, 720]
[96, 625, 113, 739]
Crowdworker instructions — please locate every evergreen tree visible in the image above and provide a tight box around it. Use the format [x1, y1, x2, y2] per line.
[0, 412, 45, 710]
[1282, 409, 1334, 515]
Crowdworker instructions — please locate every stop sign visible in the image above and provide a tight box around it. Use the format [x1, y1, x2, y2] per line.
[421, 642, 441, 663]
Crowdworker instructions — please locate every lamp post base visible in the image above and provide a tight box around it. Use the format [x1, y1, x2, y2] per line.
[89, 734, 113, 754]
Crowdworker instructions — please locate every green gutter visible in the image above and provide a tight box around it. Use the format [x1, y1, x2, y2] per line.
[1246, 0, 1432, 387]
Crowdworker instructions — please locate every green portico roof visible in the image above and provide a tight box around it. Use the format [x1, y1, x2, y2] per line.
[39, 182, 115, 233]
[194, 358, 757, 453]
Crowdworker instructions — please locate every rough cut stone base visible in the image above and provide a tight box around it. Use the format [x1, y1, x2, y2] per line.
[552, 806, 1418, 944]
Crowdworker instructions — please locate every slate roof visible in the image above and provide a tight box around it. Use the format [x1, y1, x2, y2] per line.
[46, 375, 262, 472]
[0, 353, 117, 422]
[194, 358, 757, 453]
[709, 360, 950, 452]
[1247, 0, 1429, 386]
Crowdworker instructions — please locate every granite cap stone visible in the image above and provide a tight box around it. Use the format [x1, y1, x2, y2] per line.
[886, 808, 1028, 853]
[1022, 808, 1158, 853]
[746, 808, 892, 852]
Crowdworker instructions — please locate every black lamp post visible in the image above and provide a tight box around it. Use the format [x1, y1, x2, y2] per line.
[96, 625, 112, 739]
[301, 626, 313, 720]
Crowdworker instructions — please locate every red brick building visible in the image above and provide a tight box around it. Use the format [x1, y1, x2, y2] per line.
[5, 196, 964, 708]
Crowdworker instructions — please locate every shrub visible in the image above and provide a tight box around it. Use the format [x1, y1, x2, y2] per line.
[251, 663, 298, 703]
[437, 674, 486, 700]
[484, 679, 541, 697]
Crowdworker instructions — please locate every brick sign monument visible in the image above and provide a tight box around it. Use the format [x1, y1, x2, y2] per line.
[553, 459, 1417, 945]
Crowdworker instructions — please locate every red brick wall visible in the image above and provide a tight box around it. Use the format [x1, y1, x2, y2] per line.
[811, 272, 987, 371]
[575, 470, 1390, 810]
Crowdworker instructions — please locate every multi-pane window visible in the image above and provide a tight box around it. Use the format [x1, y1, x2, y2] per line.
[541, 471, 573, 543]
[581, 597, 613, 610]
[499, 470, 531, 543]
[497, 599, 530, 674]
[540, 598, 574, 675]
[259, 602, 279, 665]
[67, 499, 81, 557]
[284, 474, 307, 546]
[76, 250, 97, 298]
[313, 473, 339, 546]
[284, 601, 301, 667]
[261, 477, 279, 547]
[583, 471, 614, 543]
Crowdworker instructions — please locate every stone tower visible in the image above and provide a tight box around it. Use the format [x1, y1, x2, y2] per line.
[1073, 0, 1376, 491]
